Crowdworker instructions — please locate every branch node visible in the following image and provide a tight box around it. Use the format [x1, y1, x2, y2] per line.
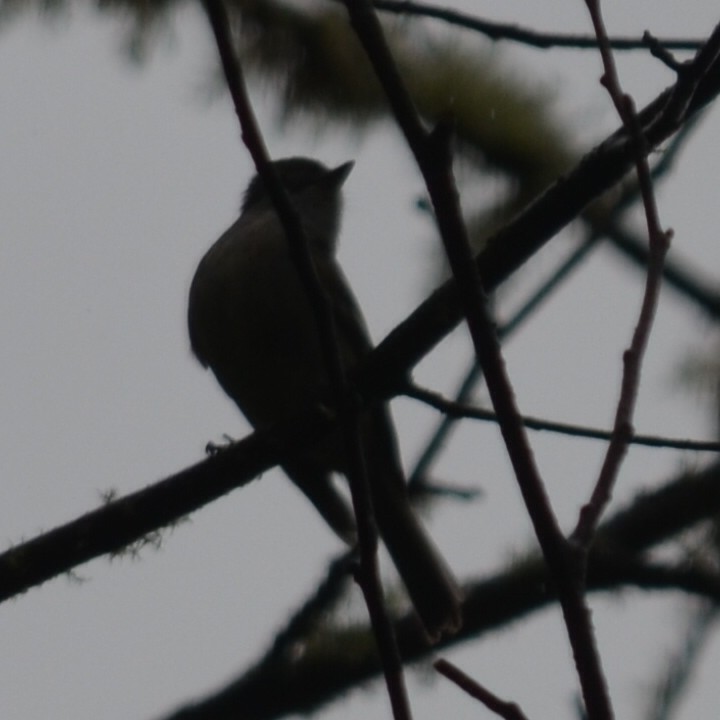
[644, 31, 685, 72]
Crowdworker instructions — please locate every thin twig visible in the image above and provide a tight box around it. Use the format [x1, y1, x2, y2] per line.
[575, 0, 672, 546]
[435, 659, 531, 720]
[649, 21, 720, 135]
[597, 75, 720, 326]
[405, 383, 720, 453]
[372, 0, 703, 52]
[603, 221, 720, 319]
[644, 31, 685, 72]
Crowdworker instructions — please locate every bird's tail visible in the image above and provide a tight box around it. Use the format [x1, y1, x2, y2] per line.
[374, 482, 463, 642]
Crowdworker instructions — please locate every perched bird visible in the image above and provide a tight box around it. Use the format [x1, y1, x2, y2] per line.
[188, 157, 462, 640]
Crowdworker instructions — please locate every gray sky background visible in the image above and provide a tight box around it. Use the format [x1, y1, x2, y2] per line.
[2, 2, 720, 719]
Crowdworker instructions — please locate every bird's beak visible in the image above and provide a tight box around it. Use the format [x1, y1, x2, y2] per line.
[328, 161, 355, 187]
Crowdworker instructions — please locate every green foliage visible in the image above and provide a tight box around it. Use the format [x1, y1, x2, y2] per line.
[0, 0, 574, 210]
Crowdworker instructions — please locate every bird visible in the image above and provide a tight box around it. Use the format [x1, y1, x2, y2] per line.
[187, 156, 462, 641]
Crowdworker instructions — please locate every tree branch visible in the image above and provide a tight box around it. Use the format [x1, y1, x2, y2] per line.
[372, 1, 704, 52]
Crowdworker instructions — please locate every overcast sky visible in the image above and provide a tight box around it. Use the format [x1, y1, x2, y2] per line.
[2, 2, 720, 719]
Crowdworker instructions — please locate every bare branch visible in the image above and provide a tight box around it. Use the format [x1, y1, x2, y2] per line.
[371, 0, 704, 52]
[435, 659, 531, 720]
[574, 0, 672, 545]
[405, 383, 720, 453]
